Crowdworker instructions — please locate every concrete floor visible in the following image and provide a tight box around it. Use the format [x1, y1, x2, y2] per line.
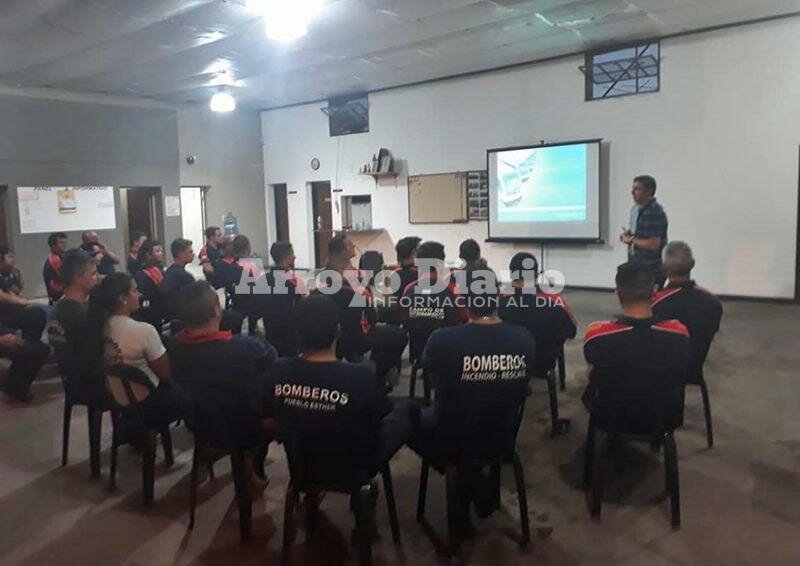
[0, 290, 798, 565]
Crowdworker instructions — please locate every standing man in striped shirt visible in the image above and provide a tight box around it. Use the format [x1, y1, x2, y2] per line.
[620, 175, 668, 288]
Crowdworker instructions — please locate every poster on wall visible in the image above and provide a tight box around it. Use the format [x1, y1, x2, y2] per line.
[17, 186, 116, 234]
[467, 170, 489, 220]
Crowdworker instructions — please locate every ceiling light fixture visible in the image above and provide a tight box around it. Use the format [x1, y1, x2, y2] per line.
[210, 90, 236, 112]
[246, 0, 323, 42]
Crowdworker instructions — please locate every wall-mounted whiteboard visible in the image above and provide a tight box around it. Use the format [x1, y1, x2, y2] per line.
[17, 186, 116, 234]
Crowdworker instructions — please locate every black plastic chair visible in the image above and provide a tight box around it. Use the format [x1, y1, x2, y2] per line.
[407, 330, 433, 402]
[104, 364, 174, 504]
[55, 350, 114, 479]
[416, 404, 530, 553]
[186, 409, 269, 543]
[582, 364, 685, 530]
[533, 365, 570, 437]
[557, 344, 567, 391]
[281, 431, 401, 565]
[692, 369, 714, 448]
[684, 354, 714, 448]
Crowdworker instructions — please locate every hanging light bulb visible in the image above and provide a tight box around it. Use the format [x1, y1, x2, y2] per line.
[247, 0, 323, 42]
[209, 90, 236, 112]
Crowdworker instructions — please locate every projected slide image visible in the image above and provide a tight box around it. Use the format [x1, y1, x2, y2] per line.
[496, 144, 587, 223]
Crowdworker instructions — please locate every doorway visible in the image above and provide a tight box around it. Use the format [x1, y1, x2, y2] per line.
[180, 187, 207, 264]
[796, 145, 800, 301]
[121, 187, 161, 251]
[272, 183, 289, 242]
[311, 181, 332, 268]
[0, 186, 8, 248]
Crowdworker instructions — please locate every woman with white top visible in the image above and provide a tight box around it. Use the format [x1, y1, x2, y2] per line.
[86, 272, 183, 429]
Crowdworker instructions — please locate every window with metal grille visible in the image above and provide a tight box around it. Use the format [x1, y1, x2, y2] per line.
[582, 42, 660, 100]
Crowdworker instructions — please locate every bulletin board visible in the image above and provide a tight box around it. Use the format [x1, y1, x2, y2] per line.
[17, 186, 116, 234]
[407, 172, 468, 224]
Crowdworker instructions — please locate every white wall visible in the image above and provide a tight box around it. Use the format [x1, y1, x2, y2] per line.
[178, 107, 268, 259]
[262, 17, 800, 298]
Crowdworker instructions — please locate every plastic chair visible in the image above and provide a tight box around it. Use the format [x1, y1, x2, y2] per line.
[557, 344, 567, 391]
[693, 369, 714, 448]
[281, 430, 401, 565]
[188, 438, 253, 542]
[55, 349, 114, 479]
[186, 409, 270, 543]
[104, 364, 174, 504]
[582, 364, 685, 530]
[416, 404, 530, 554]
[407, 329, 434, 402]
[532, 363, 570, 436]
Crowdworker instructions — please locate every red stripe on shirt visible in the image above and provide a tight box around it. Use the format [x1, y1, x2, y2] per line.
[48, 253, 63, 293]
[652, 319, 690, 337]
[651, 286, 682, 306]
[583, 321, 632, 344]
[143, 266, 164, 286]
[178, 330, 233, 344]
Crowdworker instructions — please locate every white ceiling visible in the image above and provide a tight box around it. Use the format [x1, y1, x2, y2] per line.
[0, 0, 798, 109]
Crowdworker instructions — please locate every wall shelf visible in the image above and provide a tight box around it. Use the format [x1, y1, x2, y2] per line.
[360, 171, 397, 180]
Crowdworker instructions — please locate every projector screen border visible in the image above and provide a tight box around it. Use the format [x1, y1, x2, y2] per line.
[486, 138, 604, 242]
[485, 137, 603, 155]
[484, 237, 605, 245]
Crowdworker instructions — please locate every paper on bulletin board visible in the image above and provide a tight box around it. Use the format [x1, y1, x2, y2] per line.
[165, 196, 181, 217]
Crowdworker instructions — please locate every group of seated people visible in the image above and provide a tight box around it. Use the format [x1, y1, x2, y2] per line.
[1, 226, 722, 540]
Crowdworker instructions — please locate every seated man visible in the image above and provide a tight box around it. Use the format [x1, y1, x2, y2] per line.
[48, 250, 99, 350]
[162, 238, 243, 334]
[80, 231, 119, 276]
[161, 238, 196, 318]
[262, 240, 305, 356]
[134, 239, 167, 329]
[199, 226, 224, 289]
[393, 236, 422, 295]
[127, 231, 147, 275]
[582, 262, 690, 431]
[170, 281, 276, 489]
[380, 236, 420, 325]
[652, 241, 723, 383]
[43, 232, 68, 303]
[499, 252, 577, 376]
[458, 238, 487, 271]
[413, 276, 534, 536]
[216, 235, 264, 334]
[0, 328, 50, 403]
[322, 234, 407, 387]
[0, 246, 24, 294]
[0, 246, 47, 343]
[265, 294, 417, 487]
[47, 250, 101, 403]
[400, 241, 467, 363]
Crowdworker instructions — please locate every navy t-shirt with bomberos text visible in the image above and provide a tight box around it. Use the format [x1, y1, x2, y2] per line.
[422, 322, 535, 418]
[421, 322, 535, 457]
[265, 357, 391, 455]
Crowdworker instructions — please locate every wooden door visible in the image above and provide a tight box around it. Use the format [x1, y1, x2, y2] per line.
[273, 184, 289, 241]
[0, 187, 8, 248]
[311, 182, 332, 268]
